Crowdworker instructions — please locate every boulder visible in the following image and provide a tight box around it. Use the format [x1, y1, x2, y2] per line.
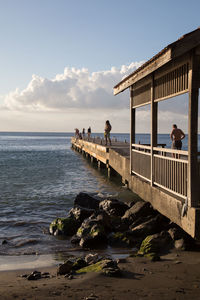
[49, 217, 79, 236]
[122, 201, 155, 225]
[108, 232, 134, 247]
[130, 215, 168, 238]
[76, 258, 122, 277]
[57, 260, 74, 275]
[74, 192, 101, 210]
[69, 206, 95, 223]
[85, 253, 100, 265]
[99, 199, 129, 217]
[79, 223, 107, 249]
[138, 231, 172, 259]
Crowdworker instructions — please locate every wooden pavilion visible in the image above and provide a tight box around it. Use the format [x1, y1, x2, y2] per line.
[114, 28, 200, 238]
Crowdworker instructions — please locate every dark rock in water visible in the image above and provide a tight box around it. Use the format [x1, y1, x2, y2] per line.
[79, 225, 107, 249]
[2, 240, 7, 245]
[69, 206, 95, 223]
[99, 199, 129, 217]
[57, 260, 74, 275]
[138, 231, 172, 258]
[74, 192, 101, 210]
[70, 234, 81, 245]
[108, 232, 134, 247]
[122, 201, 155, 225]
[76, 214, 108, 249]
[49, 217, 80, 236]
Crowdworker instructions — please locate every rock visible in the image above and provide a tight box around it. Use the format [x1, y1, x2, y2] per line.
[79, 223, 107, 249]
[168, 226, 186, 241]
[85, 253, 100, 265]
[69, 206, 95, 223]
[76, 258, 121, 277]
[138, 231, 172, 258]
[76, 214, 108, 249]
[99, 199, 129, 217]
[74, 192, 101, 210]
[27, 271, 41, 280]
[72, 257, 87, 270]
[57, 260, 74, 275]
[102, 267, 122, 277]
[49, 217, 80, 236]
[70, 235, 81, 245]
[130, 215, 167, 238]
[2, 240, 7, 245]
[108, 232, 134, 247]
[122, 201, 155, 225]
[174, 239, 186, 250]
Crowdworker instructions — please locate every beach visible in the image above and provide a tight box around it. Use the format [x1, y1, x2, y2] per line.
[1, 250, 200, 300]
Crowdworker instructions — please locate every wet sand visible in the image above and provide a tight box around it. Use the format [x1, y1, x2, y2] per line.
[1, 250, 200, 300]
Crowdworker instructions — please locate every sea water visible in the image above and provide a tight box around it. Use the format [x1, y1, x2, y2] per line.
[0, 132, 199, 259]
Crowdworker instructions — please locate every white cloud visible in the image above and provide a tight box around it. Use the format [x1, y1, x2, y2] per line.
[2, 62, 143, 112]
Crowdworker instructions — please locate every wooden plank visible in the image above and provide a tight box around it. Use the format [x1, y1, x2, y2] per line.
[187, 53, 200, 207]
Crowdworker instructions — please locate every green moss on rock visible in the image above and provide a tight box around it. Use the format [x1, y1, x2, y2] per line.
[49, 217, 79, 236]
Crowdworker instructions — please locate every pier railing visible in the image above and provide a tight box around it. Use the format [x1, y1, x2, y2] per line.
[132, 144, 188, 199]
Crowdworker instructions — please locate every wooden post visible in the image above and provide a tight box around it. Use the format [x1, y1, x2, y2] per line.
[151, 74, 157, 186]
[98, 160, 101, 170]
[188, 53, 200, 207]
[130, 85, 135, 175]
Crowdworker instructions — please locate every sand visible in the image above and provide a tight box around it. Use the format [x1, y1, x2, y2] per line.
[1, 250, 200, 300]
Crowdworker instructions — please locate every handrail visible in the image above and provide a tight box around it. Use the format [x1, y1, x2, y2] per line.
[154, 153, 188, 163]
[153, 146, 188, 156]
[132, 143, 151, 150]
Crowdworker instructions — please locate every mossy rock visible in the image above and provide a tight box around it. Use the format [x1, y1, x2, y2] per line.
[137, 231, 171, 258]
[108, 232, 133, 247]
[49, 217, 79, 236]
[72, 258, 87, 270]
[76, 261, 103, 273]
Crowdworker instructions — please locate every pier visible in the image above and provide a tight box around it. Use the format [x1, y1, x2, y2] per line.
[72, 29, 200, 239]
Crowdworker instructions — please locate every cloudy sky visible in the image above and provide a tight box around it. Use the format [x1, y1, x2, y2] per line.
[0, 0, 200, 133]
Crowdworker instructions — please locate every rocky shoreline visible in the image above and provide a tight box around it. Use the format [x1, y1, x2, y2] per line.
[48, 192, 194, 278]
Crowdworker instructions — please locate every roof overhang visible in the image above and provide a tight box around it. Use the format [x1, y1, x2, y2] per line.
[114, 28, 200, 95]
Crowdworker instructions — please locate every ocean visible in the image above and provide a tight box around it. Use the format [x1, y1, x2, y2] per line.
[0, 132, 199, 260]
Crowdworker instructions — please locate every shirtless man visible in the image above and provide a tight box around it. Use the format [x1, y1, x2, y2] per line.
[170, 124, 185, 150]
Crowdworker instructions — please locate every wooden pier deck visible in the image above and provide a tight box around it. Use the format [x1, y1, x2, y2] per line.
[71, 137, 200, 239]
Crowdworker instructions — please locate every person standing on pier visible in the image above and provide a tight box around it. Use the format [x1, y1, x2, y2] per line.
[87, 126, 91, 140]
[170, 124, 185, 150]
[104, 120, 112, 146]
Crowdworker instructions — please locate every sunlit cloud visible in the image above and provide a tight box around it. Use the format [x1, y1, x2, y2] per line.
[2, 62, 143, 112]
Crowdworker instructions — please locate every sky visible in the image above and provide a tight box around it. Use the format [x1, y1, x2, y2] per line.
[0, 0, 200, 133]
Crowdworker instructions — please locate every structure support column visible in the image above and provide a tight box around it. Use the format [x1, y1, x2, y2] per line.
[130, 85, 135, 175]
[188, 53, 200, 207]
[151, 74, 157, 186]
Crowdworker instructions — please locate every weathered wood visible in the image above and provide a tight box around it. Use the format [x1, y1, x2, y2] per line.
[188, 53, 200, 207]
[114, 49, 172, 95]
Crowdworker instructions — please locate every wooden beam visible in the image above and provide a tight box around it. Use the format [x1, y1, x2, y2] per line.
[151, 74, 157, 186]
[114, 49, 172, 95]
[188, 53, 200, 207]
[130, 85, 135, 175]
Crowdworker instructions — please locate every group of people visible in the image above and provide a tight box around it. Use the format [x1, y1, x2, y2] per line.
[74, 120, 112, 145]
[75, 127, 91, 140]
[75, 122, 185, 150]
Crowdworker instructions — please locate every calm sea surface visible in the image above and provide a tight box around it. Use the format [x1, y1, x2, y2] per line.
[0, 132, 199, 257]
